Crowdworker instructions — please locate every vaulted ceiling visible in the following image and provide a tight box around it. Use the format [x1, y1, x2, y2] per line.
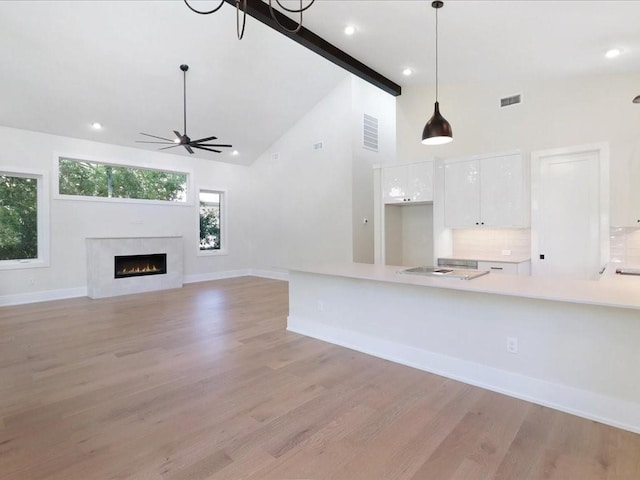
[1, 1, 638, 165]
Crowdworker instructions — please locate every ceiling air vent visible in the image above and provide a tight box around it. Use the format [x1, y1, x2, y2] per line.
[500, 94, 522, 108]
[363, 113, 379, 152]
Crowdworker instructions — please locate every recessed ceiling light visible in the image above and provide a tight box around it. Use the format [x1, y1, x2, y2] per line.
[344, 25, 356, 36]
[91, 122, 102, 130]
[231, 150, 239, 156]
[605, 48, 621, 59]
[402, 68, 413, 76]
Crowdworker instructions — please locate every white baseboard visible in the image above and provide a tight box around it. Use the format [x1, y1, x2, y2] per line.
[183, 269, 251, 284]
[183, 268, 289, 284]
[1, 269, 290, 307]
[287, 314, 640, 435]
[0, 287, 88, 307]
[248, 269, 289, 281]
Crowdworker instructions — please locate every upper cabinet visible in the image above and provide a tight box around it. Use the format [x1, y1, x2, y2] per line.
[444, 152, 528, 228]
[382, 161, 434, 204]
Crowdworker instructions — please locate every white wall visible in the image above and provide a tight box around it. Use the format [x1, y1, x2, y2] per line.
[0, 126, 252, 301]
[248, 76, 396, 273]
[350, 77, 397, 263]
[248, 78, 354, 274]
[1, 75, 396, 303]
[396, 73, 640, 226]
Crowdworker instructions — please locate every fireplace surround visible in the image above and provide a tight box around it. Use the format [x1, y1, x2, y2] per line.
[86, 237, 182, 298]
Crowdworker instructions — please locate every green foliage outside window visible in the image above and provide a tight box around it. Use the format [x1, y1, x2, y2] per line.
[0, 175, 38, 261]
[58, 158, 187, 202]
[199, 191, 221, 250]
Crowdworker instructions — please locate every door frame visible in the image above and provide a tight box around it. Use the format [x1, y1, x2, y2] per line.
[530, 142, 610, 278]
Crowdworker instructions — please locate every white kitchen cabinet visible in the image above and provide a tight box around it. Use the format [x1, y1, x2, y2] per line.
[444, 152, 527, 228]
[382, 161, 433, 204]
[477, 260, 531, 275]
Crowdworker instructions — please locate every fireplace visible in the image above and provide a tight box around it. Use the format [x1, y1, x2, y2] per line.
[114, 253, 167, 279]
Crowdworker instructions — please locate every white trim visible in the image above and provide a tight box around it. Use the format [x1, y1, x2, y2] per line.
[0, 167, 50, 270]
[52, 153, 195, 205]
[287, 315, 640, 435]
[183, 269, 251, 284]
[248, 268, 289, 281]
[1, 269, 288, 306]
[0, 287, 87, 307]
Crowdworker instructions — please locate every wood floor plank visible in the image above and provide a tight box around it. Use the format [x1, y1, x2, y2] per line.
[1, 276, 639, 479]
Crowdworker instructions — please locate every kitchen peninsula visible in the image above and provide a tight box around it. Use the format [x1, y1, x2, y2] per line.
[287, 263, 640, 434]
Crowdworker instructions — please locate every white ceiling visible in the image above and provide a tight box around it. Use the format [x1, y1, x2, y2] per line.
[1, 1, 639, 165]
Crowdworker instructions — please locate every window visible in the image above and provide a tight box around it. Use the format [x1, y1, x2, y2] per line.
[0, 169, 49, 269]
[199, 189, 226, 254]
[57, 157, 188, 203]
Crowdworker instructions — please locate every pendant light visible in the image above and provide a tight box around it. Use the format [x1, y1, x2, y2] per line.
[422, 0, 453, 145]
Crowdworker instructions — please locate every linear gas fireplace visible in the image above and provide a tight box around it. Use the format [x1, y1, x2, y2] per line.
[114, 253, 167, 279]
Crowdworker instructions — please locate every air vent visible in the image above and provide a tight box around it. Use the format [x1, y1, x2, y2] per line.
[500, 94, 522, 108]
[312, 141, 323, 151]
[363, 114, 379, 152]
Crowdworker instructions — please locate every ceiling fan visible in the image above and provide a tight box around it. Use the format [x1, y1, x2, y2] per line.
[137, 64, 232, 154]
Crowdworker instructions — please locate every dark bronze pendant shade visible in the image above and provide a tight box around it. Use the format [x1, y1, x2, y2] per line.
[422, 101, 453, 145]
[634, 95, 640, 103]
[422, 0, 452, 145]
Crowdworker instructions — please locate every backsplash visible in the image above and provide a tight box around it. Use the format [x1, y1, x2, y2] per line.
[452, 228, 531, 259]
[610, 227, 640, 266]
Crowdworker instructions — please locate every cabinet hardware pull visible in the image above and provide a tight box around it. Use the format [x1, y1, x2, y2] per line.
[490, 267, 503, 270]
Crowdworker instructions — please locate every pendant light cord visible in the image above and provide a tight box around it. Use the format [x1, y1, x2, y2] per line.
[435, 4, 439, 102]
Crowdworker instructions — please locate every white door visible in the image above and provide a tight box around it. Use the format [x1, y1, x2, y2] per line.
[532, 145, 608, 280]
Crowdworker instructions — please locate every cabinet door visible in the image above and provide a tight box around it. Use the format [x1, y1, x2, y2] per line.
[381, 165, 408, 204]
[477, 261, 519, 275]
[407, 161, 434, 202]
[444, 159, 480, 227]
[480, 153, 527, 227]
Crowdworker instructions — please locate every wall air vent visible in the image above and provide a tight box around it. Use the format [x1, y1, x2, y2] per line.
[363, 113, 379, 152]
[500, 94, 522, 108]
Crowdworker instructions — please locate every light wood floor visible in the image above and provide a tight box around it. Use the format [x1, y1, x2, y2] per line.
[1, 277, 639, 479]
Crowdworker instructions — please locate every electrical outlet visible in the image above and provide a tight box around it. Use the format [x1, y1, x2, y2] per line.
[317, 301, 324, 312]
[507, 336, 518, 354]
[502, 249, 512, 256]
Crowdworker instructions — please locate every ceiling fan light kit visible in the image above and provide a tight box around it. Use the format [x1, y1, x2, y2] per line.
[422, 0, 453, 146]
[137, 64, 232, 155]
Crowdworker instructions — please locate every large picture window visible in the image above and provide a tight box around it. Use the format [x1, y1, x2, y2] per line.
[0, 169, 49, 269]
[199, 189, 226, 253]
[57, 157, 188, 203]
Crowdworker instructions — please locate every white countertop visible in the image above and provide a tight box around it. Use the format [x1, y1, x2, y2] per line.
[289, 262, 640, 311]
[439, 254, 531, 264]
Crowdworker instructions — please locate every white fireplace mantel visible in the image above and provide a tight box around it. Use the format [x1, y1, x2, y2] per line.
[86, 236, 183, 299]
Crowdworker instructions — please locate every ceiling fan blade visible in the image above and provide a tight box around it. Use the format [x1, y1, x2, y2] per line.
[196, 143, 233, 148]
[190, 135, 218, 143]
[140, 132, 175, 142]
[192, 145, 222, 153]
[136, 140, 175, 145]
[158, 145, 180, 151]
[173, 130, 184, 140]
[184, 144, 194, 154]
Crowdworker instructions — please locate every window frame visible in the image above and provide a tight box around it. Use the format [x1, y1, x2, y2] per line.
[0, 167, 50, 270]
[197, 187, 228, 257]
[53, 154, 194, 206]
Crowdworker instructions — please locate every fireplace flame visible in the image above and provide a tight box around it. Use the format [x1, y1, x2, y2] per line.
[119, 264, 162, 275]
